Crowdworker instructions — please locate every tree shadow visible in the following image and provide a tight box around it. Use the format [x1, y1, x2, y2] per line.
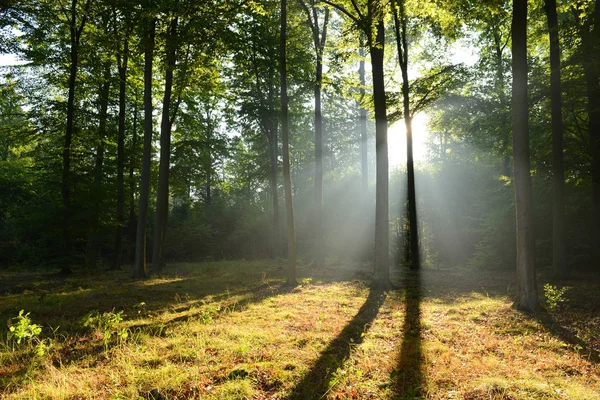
[393, 268, 425, 399]
[285, 287, 387, 400]
[534, 308, 600, 364]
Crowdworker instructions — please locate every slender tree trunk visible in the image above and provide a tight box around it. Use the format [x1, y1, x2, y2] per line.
[127, 102, 138, 264]
[114, 34, 129, 271]
[544, 0, 566, 278]
[492, 27, 511, 177]
[359, 39, 368, 192]
[511, 0, 539, 311]
[392, 0, 419, 268]
[61, 0, 86, 274]
[369, 1, 390, 286]
[205, 114, 212, 205]
[152, 15, 179, 274]
[314, 55, 325, 268]
[268, 128, 280, 258]
[281, 0, 297, 286]
[86, 64, 111, 269]
[300, 4, 329, 269]
[134, 17, 155, 279]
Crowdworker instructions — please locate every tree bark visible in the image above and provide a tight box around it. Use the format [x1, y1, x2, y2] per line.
[392, 0, 419, 269]
[61, 0, 87, 274]
[511, 0, 539, 311]
[492, 26, 511, 177]
[300, 1, 329, 269]
[134, 17, 155, 279]
[544, 0, 566, 278]
[281, 0, 297, 286]
[267, 125, 280, 258]
[114, 33, 129, 271]
[369, 1, 390, 286]
[151, 15, 178, 275]
[127, 101, 138, 264]
[359, 39, 368, 192]
[576, 0, 600, 267]
[85, 63, 111, 269]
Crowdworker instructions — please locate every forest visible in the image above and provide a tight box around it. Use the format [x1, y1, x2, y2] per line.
[0, 0, 599, 398]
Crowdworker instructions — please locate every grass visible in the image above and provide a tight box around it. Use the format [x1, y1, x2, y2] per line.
[0, 260, 599, 399]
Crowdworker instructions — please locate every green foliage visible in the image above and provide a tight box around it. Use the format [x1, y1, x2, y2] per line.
[543, 284, 571, 311]
[7, 310, 42, 345]
[80, 309, 128, 350]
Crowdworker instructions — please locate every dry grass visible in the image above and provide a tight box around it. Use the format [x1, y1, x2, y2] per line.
[0, 261, 598, 399]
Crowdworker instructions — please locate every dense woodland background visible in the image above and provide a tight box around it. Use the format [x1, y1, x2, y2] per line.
[0, 0, 599, 297]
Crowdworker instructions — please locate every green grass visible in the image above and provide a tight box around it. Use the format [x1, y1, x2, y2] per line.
[0, 261, 599, 399]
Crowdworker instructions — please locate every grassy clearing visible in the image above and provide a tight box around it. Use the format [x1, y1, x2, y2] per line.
[1, 261, 599, 399]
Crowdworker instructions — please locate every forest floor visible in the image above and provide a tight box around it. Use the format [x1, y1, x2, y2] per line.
[0, 260, 599, 399]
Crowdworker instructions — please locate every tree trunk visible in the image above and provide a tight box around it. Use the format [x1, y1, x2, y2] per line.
[86, 64, 111, 269]
[268, 128, 280, 258]
[114, 34, 129, 271]
[127, 101, 138, 264]
[301, 3, 329, 269]
[151, 15, 179, 275]
[391, 0, 418, 269]
[370, 1, 390, 287]
[577, 0, 600, 267]
[492, 27, 511, 177]
[134, 17, 155, 279]
[511, 0, 539, 311]
[281, 0, 297, 286]
[544, 0, 566, 278]
[61, 0, 86, 274]
[359, 39, 368, 192]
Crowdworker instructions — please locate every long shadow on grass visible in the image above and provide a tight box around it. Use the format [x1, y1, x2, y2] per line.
[393, 268, 424, 399]
[535, 309, 600, 364]
[285, 287, 387, 400]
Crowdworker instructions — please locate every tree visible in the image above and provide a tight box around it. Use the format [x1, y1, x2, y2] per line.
[134, 14, 156, 279]
[543, 0, 566, 278]
[281, 0, 298, 286]
[62, 0, 90, 274]
[572, 0, 600, 266]
[391, 0, 419, 269]
[322, 0, 391, 287]
[228, 2, 282, 258]
[358, 37, 368, 192]
[85, 61, 112, 269]
[298, 0, 329, 268]
[151, 10, 179, 274]
[112, 3, 135, 271]
[511, 0, 539, 311]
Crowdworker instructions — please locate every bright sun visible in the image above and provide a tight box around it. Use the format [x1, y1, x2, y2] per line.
[388, 113, 429, 168]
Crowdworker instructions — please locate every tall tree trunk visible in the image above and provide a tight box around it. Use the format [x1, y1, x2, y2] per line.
[511, 0, 539, 311]
[86, 64, 111, 269]
[577, 0, 600, 266]
[205, 112, 212, 205]
[127, 101, 138, 264]
[268, 127, 280, 258]
[392, 0, 419, 269]
[281, 0, 297, 286]
[359, 39, 368, 192]
[151, 15, 179, 275]
[61, 0, 86, 274]
[369, 1, 390, 286]
[300, 2, 329, 269]
[114, 34, 129, 271]
[492, 26, 511, 177]
[134, 17, 155, 279]
[544, 0, 566, 278]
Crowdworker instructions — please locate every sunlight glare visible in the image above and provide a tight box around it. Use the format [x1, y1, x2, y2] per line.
[388, 113, 429, 168]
